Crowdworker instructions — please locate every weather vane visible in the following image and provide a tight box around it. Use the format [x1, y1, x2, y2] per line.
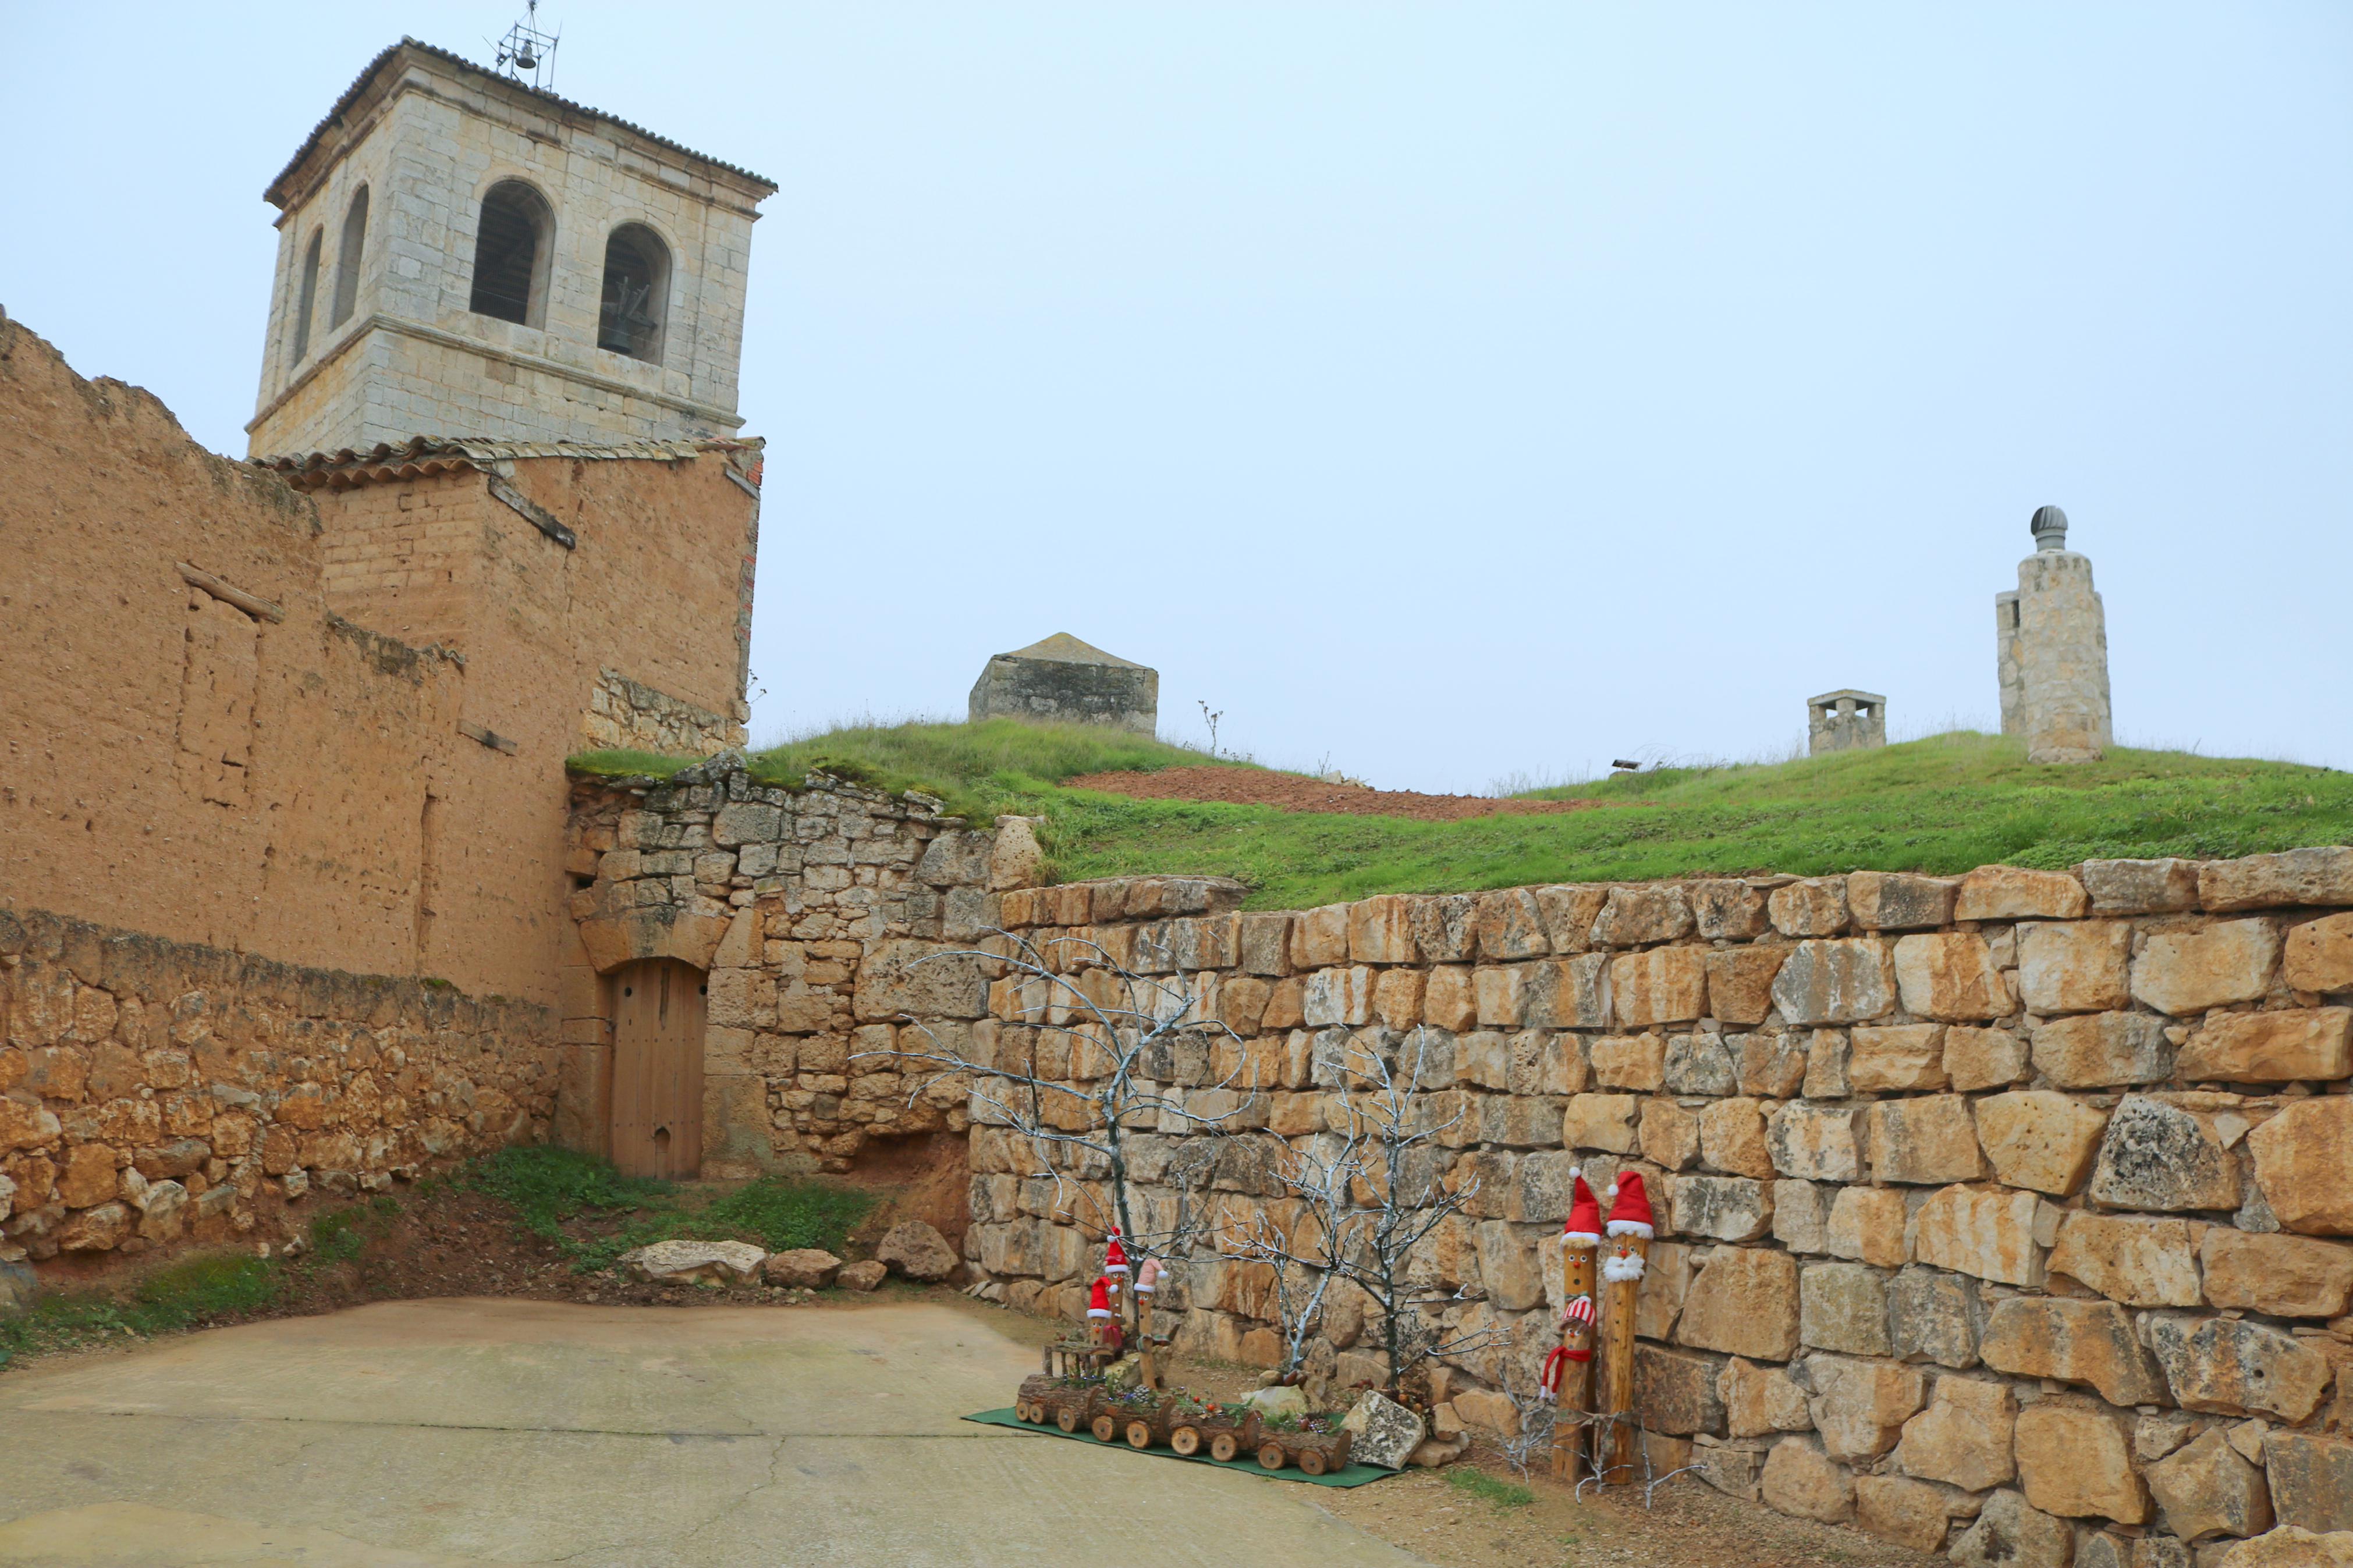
[491, 0, 560, 90]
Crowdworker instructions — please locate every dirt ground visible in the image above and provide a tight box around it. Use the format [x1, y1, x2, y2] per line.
[968, 1299, 1928, 1568]
[5, 1181, 1928, 1568]
[1063, 767, 1613, 821]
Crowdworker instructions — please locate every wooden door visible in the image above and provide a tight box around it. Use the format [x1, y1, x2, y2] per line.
[610, 959, 706, 1179]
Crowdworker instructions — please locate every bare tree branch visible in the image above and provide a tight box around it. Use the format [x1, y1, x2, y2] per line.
[854, 927, 1252, 1290]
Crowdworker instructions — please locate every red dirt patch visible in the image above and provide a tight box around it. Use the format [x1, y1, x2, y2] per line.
[1064, 767, 1609, 822]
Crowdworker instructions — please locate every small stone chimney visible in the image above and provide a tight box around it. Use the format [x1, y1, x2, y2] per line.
[968, 634, 1159, 735]
[1808, 690, 1887, 756]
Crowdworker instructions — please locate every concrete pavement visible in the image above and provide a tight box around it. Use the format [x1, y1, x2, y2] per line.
[0, 1297, 1422, 1567]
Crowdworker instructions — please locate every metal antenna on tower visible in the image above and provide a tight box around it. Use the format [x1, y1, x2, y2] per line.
[491, 0, 561, 90]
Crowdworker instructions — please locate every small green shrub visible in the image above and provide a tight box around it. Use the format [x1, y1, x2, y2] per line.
[567, 748, 694, 780]
[463, 1146, 876, 1274]
[1446, 1466, 1536, 1509]
[698, 1176, 874, 1255]
[466, 1145, 670, 1242]
[2, 1251, 283, 1363]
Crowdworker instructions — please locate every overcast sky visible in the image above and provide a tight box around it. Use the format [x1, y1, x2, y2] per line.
[5, 4, 2347, 790]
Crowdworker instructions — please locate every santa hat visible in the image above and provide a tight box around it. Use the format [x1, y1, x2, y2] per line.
[1561, 1168, 1603, 1248]
[1605, 1172, 1654, 1240]
[1103, 1229, 1130, 1275]
[1134, 1257, 1164, 1295]
[1600, 1172, 1654, 1282]
[1557, 1293, 1595, 1361]
[1087, 1277, 1116, 1319]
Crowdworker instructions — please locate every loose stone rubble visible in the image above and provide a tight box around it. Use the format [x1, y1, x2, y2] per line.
[875, 1219, 959, 1281]
[619, 1239, 766, 1285]
[1341, 1389, 1429, 1470]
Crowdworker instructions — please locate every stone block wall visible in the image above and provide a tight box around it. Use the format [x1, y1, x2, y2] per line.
[580, 668, 743, 756]
[563, 766, 1039, 1176]
[965, 852, 2353, 1560]
[573, 765, 2353, 1560]
[250, 40, 771, 456]
[2, 904, 556, 1270]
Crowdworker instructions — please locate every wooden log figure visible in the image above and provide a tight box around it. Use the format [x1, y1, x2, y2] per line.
[1133, 1256, 1166, 1390]
[1085, 1274, 1124, 1354]
[1547, 1169, 1605, 1482]
[1596, 1171, 1655, 1484]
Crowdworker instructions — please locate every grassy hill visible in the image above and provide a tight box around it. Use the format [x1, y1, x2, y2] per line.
[571, 723, 2352, 911]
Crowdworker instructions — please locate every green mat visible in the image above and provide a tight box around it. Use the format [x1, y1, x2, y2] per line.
[961, 1407, 1395, 1488]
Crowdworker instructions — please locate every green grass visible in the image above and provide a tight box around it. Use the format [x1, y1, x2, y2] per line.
[1025, 731, 2353, 906]
[1446, 1466, 1536, 1508]
[465, 1145, 877, 1274]
[572, 725, 2351, 909]
[572, 718, 1251, 825]
[567, 747, 697, 781]
[1, 1153, 881, 1368]
[1, 1253, 282, 1364]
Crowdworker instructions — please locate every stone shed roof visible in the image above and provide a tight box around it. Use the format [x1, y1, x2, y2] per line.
[254, 435, 760, 493]
[265, 38, 776, 209]
[992, 634, 1148, 669]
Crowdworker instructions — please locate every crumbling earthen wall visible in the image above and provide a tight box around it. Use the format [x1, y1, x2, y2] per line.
[2, 314, 754, 1281]
[0, 903, 555, 1267]
[0, 314, 476, 979]
[581, 765, 2353, 1562]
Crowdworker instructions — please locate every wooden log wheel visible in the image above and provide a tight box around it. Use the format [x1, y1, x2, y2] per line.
[1036, 1384, 1097, 1435]
[1168, 1405, 1259, 1462]
[1257, 1426, 1351, 1476]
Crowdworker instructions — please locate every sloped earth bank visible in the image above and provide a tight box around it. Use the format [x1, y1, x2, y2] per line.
[1064, 767, 1612, 820]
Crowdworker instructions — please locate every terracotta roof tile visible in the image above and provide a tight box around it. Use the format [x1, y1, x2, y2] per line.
[253, 434, 759, 492]
[267, 38, 775, 208]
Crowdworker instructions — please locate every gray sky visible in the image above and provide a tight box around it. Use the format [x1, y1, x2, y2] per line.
[5, 3, 2347, 790]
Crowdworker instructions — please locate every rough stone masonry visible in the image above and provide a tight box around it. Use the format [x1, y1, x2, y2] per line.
[572, 768, 2353, 1565]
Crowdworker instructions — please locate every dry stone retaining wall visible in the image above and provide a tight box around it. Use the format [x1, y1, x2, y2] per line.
[563, 766, 1034, 1176]
[1, 904, 556, 1268]
[577, 768, 2353, 1562]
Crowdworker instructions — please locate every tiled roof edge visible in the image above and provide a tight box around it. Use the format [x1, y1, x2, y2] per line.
[265, 38, 775, 208]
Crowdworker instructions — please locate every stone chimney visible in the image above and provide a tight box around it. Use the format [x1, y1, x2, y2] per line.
[1997, 506, 2112, 764]
[1808, 690, 1887, 756]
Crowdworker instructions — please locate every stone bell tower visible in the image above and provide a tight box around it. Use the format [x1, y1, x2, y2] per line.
[1996, 506, 2113, 765]
[246, 38, 775, 457]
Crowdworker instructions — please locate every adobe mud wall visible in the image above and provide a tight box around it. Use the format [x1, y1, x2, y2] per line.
[2, 314, 750, 1274]
[5, 318, 756, 1014]
[578, 769, 2353, 1562]
[1, 314, 477, 982]
[1, 903, 555, 1267]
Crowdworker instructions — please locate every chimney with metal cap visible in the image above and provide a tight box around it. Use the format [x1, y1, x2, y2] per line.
[1998, 505, 2111, 763]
